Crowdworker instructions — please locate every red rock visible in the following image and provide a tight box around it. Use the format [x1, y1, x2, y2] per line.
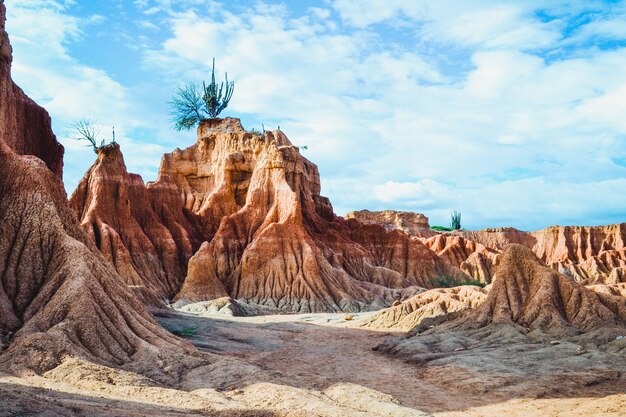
[173, 119, 464, 312]
[458, 244, 626, 336]
[423, 234, 499, 284]
[345, 210, 433, 238]
[69, 143, 206, 304]
[0, 2, 63, 178]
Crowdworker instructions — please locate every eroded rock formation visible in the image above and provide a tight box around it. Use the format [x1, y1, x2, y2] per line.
[362, 286, 488, 331]
[457, 244, 626, 336]
[0, 1, 63, 178]
[459, 226, 626, 283]
[172, 119, 464, 312]
[345, 210, 433, 238]
[353, 210, 626, 284]
[423, 235, 499, 283]
[69, 143, 205, 304]
[0, 3, 197, 377]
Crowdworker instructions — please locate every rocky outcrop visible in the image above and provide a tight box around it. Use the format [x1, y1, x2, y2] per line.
[362, 286, 487, 331]
[345, 210, 433, 238]
[457, 227, 537, 250]
[0, 3, 197, 377]
[457, 244, 626, 336]
[529, 224, 626, 282]
[69, 143, 205, 304]
[423, 235, 499, 283]
[0, 1, 63, 178]
[460, 226, 626, 283]
[173, 119, 464, 312]
[351, 212, 626, 284]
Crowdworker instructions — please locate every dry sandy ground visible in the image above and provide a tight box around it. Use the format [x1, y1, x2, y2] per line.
[1, 309, 625, 416]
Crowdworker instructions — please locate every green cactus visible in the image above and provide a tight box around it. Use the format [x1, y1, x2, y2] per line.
[450, 210, 462, 230]
[203, 58, 234, 118]
[170, 58, 235, 131]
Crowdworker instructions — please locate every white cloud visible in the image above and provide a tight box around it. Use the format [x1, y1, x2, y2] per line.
[5, 0, 180, 192]
[5, 0, 626, 229]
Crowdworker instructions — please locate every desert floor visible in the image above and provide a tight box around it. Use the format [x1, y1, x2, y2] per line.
[1, 310, 625, 416]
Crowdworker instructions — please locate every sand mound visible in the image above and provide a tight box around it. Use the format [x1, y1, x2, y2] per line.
[362, 286, 488, 331]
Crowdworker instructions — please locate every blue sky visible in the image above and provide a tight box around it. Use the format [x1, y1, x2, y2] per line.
[4, 0, 626, 230]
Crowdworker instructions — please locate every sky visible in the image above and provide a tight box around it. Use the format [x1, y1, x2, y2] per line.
[4, 0, 626, 231]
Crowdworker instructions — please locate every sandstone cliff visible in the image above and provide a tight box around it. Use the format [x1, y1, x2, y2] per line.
[462, 225, 626, 283]
[352, 210, 626, 284]
[0, 1, 63, 178]
[0, 2, 197, 377]
[69, 143, 206, 304]
[423, 234, 499, 283]
[171, 119, 464, 312]
[529, 224, 626, 283]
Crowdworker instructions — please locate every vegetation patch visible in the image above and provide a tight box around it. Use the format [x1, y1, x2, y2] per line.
[433, 275, 486, 288]
[163, 325, 198, 338]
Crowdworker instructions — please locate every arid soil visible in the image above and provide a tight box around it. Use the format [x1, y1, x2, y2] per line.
[1, 310, 625, 416]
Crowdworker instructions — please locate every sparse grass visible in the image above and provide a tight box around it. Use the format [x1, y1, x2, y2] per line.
[433, 275, 486, 288]
[431, 225, 453, 232]
[163, 324, 197, 337]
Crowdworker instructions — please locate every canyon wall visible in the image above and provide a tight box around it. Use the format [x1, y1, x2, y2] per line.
[358, 210, 626, 284]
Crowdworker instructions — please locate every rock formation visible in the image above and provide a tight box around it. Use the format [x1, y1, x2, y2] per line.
[0, 1, 63, 178]
[457, 244, 626, 336]
[0, 2, 197, 378]
[362, 286, 488, 331]
[69, 143, 205, 304]
[423, 235, 499, 283]
[529, 224, 626, 282]
[172, 119, 465, 312]
[352, 210, 626, 284]
[345, 210, 433, 237]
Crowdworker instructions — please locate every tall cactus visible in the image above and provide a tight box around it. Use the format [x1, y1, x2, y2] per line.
[450, 211, 462, 230]
[202, 58, 234, 118]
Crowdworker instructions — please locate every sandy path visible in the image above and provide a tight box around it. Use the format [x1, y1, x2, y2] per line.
[2, 310, 625, 416]
[159, 311, 626, 416]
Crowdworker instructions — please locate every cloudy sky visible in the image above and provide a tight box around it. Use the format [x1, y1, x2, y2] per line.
[5, 0, 626, 230]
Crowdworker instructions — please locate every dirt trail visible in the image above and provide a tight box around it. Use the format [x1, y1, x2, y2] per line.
[158, 310, 626, 416]
[2, 311, 625, 416]
[164, 312, 469, 411]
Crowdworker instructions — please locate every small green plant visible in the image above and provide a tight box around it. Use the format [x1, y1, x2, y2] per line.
[170, 58, 235, 131]
[173, 326, 197, 337]
[432, 275, 486, 288]
[450, 211, 462, 230]
[71, 119, 116, 153]
[432, 275, 457, 288]
[458, 279, 486, 288]
[431, 225, 453, 232]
